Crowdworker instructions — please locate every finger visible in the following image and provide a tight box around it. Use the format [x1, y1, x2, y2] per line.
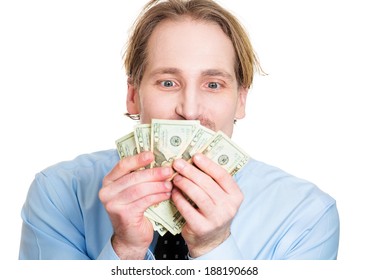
[116, 166, 174, 189]
[172, 158, 224, 199]
[191, 154, 244, 213]
[104, 151, 154, 184]
[100, 167, 173, 202]
[172, 181, 239, 243]
[173, 174, 214, 212]
[105, 191, 172, 217]
[115, 181, 173, 205]
[192, 153, 241, 195]
[171, 187, 205, 228]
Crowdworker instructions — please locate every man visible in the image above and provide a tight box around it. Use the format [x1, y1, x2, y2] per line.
[19, 0, 339, 260]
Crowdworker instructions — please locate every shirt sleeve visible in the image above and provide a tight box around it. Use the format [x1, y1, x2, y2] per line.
[19, 171, 157, 260]
[189, 201, 339, 260]
[19, 173, 94, 259]
[97, 238, 155, 260]
[279, 202, 340, 260]
[189, 234, 243, 260]
[97, 239, 120, 260]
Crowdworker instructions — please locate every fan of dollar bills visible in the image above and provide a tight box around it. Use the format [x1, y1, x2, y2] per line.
[115, 119, 250, 236]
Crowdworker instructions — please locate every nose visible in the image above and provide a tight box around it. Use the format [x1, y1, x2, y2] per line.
[175, 86, 202, 120]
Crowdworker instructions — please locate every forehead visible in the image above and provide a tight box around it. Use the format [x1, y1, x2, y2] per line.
[144, 17, 236, 77]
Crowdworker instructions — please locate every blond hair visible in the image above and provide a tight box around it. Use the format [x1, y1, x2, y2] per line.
[124, 0, 261, 88]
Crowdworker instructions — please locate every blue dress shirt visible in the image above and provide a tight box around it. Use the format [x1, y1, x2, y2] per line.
[19, 149, 339, 259]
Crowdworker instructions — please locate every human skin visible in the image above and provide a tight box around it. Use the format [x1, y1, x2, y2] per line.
[99, 17, 247, 259]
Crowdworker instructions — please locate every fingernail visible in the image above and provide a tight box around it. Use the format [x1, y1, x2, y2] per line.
[164, 181, 172, 190]
[174, 159, 185, 170]
[193, 153, 203, 162]
[162, 167, 173, 176]
[141, 151, 152, 162]
[173, 174, 182, 183]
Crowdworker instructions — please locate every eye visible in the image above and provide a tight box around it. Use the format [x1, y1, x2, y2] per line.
[160, 80, 175, 88]
[207, 82, 220, 89]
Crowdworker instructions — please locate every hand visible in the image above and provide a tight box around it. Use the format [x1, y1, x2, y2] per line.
[171, 153, 244, 258]
[99, 151, 174, 259]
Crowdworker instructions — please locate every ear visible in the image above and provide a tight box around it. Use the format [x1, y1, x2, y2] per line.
[235, 86, 249, 119]
[126, 79, 140, 114]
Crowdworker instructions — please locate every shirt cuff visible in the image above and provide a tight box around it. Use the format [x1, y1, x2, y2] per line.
[97, 239, 120, 260]
[189, 234, 243, 260]
[97, 238, 156, 260]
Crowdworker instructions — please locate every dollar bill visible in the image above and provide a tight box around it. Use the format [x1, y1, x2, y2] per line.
[115, 132, 137, 159]
[147, 119, 200, 234]
[151, 119, 199, 168]
[116, 130, 168, 234]
[198, 131, 250, 176]
[179, 125, 216, 161]
[145, 199, 186, 235]
[134, 123, 151, 169]
[134, 124, 151, 153]
[144, 212, 168, 236]
[115, 120, 251, 235]
[146, 130, 250, 235]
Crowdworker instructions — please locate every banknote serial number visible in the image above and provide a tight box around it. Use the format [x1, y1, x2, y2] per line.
[203, 266, 259, 276]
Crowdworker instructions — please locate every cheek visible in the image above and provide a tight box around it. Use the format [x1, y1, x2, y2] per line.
[206, 97, 238, 133]
[139, 94, 176, 122]
[207, 97, 237, 117]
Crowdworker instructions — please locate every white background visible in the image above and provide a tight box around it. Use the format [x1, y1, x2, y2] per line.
[1, 0, 367, 277]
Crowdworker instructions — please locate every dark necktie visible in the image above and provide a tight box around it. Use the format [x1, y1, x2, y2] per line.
[154, 233, 189, 260]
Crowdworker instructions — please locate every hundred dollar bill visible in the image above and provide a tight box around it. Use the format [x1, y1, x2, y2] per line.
[198, 131, 250, 176]
[115, 132, 137, 159]
[151, 119, 200, 168]
[179, 125, 216, 161]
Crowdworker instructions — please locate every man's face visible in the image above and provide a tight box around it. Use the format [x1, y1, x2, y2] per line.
[127, 17, 248, 137]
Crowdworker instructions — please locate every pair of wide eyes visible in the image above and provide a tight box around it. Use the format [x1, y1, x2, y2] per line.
[160, 80, 220, 89]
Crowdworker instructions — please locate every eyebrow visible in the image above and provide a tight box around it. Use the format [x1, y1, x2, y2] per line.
[201, 69, 234, 81]
[150, 67, 234, 81]
[150, 67, 182, 76]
